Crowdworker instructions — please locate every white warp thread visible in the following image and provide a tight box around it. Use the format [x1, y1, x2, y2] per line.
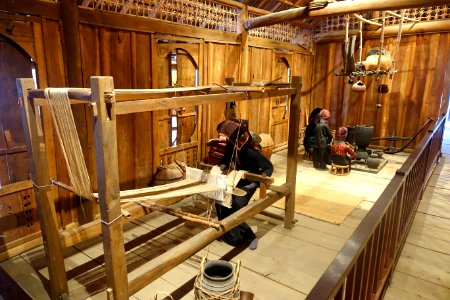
[186, 167, 245, 208]
[44, 88, 93, 200]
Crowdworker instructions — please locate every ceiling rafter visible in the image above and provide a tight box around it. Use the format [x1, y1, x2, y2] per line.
[244, 0, 450, 30]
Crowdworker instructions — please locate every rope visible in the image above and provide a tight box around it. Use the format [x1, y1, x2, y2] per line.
[390, 9, 406, 80]
[32, 181, 53, 190]
[358, 20, 363, 64]
[100, 212, 124, 226]
[377, 11, 386, 76]
[44, 88, 93, 201]
[153, 291, 174, 300]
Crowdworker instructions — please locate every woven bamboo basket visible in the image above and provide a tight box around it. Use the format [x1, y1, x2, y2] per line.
[153, 161, 184, 186]
[259, 133, 274, 160]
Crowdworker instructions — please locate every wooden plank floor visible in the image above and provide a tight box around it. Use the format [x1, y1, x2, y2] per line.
[383, 123, 450, 300]
[1, 131, 447, 300]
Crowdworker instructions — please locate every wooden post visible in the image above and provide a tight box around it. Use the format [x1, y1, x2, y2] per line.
[284, 76, 302, 229]
[90, 76, 129, 299]
[16, 78, 69, 299]
[60, 0, 83, 87]
[240, 5, 249, 83]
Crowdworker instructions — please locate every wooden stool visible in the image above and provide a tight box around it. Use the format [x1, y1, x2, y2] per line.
[330, 163, 350, 176]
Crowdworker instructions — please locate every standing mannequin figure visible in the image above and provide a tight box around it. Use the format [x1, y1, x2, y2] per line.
[312, 109, 333, 170]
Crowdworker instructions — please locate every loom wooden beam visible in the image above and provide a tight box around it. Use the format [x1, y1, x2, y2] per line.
[91, 76, 128, 299]
[60, 197, 187, 248]
[127, 187, 288, 294]
[284, 76, 302, 229]
[17, 78, 69, 299]
[113, 88, 296, 115]
[244, 0, 450, 30]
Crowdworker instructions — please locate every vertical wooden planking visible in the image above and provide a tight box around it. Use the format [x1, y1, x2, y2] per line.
[109, 30, 135, 189]
[133, 32, 153, 187]
[313, 33, 449, 150]
[41, 18, 75, 227]
[79, 24, 101, 84]
[429, 33, 450, 117]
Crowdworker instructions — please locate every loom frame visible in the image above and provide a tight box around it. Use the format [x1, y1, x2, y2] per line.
[16, 76, 302, 299]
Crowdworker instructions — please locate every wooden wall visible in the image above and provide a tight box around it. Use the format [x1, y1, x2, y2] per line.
[311, 33, 450, 148]
[0, 8, 313, 256]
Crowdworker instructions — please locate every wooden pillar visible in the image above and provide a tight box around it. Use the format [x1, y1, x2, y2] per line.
[60, 0, 83, 87]
[90, 76, 128, 299]
[285, 76, 302, 229]
[16, 78, 69, 299]
[240, 5, 249, 83]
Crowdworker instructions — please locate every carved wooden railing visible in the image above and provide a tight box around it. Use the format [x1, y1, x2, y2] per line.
[306, 115, 446, 300]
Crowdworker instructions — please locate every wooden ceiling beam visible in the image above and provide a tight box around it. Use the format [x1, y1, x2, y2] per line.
[316, 19, 450, 42]
[0, 0, 59, 19]
[245, 0, 450, 30]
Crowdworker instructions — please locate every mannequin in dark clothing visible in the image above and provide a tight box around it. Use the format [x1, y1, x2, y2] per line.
[312, 109, 333, 170]
[215, 119, 273, 249]
[303, 107, 323, 155]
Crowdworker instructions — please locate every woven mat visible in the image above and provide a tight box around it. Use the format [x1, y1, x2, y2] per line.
[272, 183, 363, 224]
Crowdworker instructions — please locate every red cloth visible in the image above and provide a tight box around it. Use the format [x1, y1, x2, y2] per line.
[216, 119, 252, 151]
[331, 142, 356, 159]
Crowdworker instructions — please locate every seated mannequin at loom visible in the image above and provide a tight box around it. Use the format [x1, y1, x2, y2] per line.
[331, 127, 356, 167]
[215, 119, 273, 250]
[312, 109, 333, 170]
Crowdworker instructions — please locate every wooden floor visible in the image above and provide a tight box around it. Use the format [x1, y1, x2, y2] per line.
[0, 126, 449, 299]
[383, 123, 450, 300]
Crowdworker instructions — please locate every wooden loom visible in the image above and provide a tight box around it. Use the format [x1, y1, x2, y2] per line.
[16, 76, 301, 299]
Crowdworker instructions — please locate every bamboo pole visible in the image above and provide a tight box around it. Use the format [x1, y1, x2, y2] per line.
[244, 0, 450, 30]
[386, 10, 419, 23]
[316, 20, 450, 42]
[377, 11, 386, 71]
[353, 14, 382, 27]
[138, 202, 222, 228]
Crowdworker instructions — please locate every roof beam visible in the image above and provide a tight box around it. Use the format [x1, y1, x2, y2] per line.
[245, 0, 450, 30]
[316, 19, 450, 42]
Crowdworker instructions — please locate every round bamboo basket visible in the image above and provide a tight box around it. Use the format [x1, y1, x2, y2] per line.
[259, 133, 274, 160]
[153, 162, 184, 186]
